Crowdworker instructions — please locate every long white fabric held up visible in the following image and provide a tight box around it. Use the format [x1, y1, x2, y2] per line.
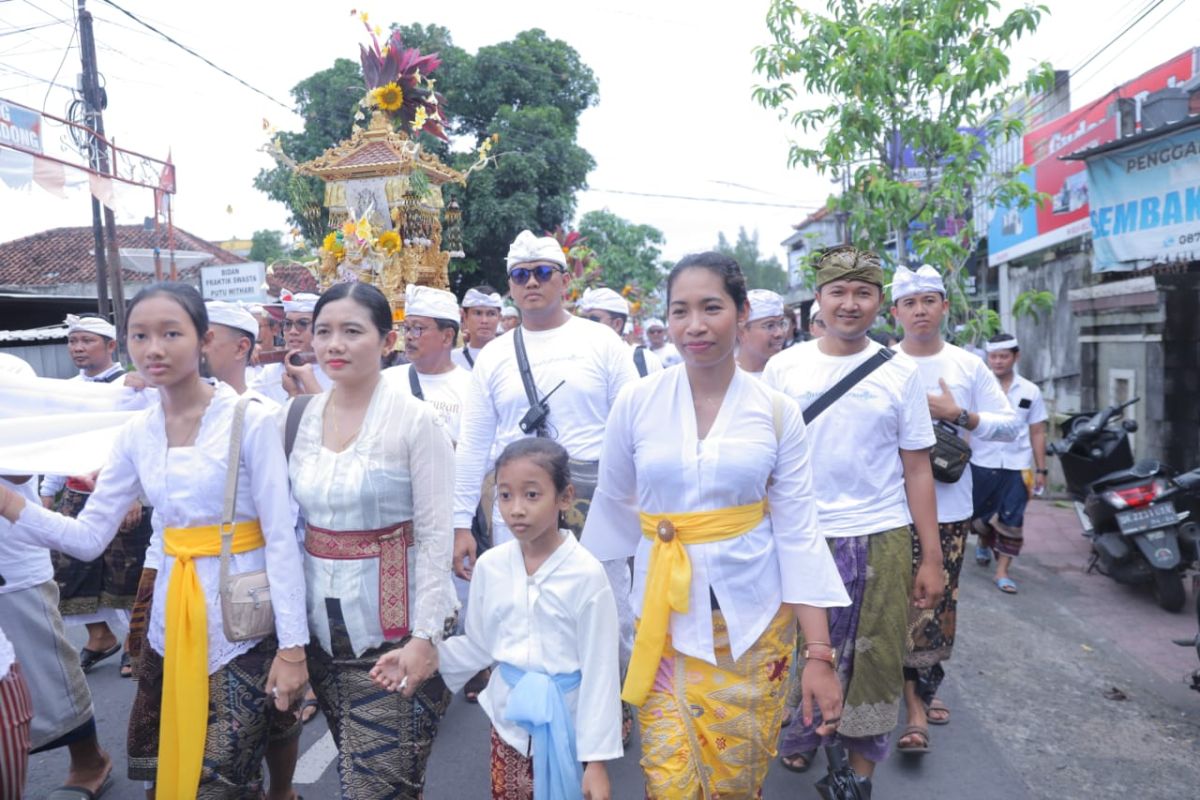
[0, 372, 149, 474]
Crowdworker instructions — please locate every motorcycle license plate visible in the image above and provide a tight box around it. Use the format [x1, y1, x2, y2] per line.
[1116, 501, 1177, 535]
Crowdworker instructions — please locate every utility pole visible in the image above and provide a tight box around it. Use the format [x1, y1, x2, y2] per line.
[77, 0, 127, 354]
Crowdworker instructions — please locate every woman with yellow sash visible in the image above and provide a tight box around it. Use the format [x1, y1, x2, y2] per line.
[284, 282, 458, 799]
[581, 253, 851, 798]
[0, 283, 310, 798]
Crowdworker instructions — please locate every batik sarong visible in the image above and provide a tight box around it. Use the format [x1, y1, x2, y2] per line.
[307, 602, 452, 800]
[127, 637, 291, 794]
[972, 464, 1030, 558]
[639, 607, 795, 799]
[906, 519, 969, 669]
[52, 488, 153, 616]
[782, 526, 913, 764]
[489, 726, 535, 800]
[560, 459, 598, 539]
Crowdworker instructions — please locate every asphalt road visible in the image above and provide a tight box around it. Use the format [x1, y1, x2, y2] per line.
[23, 501, 1200, 799]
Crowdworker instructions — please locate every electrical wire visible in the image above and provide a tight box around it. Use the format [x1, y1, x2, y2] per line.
[585, 188, 822, 209]
[95, 0, 293, 112]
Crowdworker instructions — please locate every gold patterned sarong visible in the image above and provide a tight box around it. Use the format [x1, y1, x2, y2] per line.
[639, 607, 795, 799]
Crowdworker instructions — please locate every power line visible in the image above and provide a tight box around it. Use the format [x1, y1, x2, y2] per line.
[40, 0, 77, 112]
[585, 188, 822, 209]
[96, 0, 293, 112]
[1071, 0, 1167, 81]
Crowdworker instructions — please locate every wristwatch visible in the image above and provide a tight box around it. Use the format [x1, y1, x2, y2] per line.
[1035, 468, 1049, 475]
[954, 408, 971, 428]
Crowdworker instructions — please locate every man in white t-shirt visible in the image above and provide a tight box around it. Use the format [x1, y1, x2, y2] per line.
[764, 245, 941, 785]
[577, 286, 663, 378]
[452, 286, 503, 371]
[643, 318, 682, 367]
[499, 304, 520, 333]
[453, 229, 640, 741]
[971, 333, 1049, 593]
[384, 285, 474, 444]
[736, 289, 786, 377]
[250, 290, 333, 402]
[890, 264, 1020, 746]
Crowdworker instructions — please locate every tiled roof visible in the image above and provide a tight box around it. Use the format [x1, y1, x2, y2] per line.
[0, 225, 245, 289]
[265, 262, 320, 295]
[336, 140, 405, 168]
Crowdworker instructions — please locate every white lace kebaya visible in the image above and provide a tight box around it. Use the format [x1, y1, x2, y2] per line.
[9, 382, 309, 672]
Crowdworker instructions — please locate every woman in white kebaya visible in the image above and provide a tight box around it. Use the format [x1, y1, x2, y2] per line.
[284, 281, 458, 799]
[0, 282, 309, 798]
[581, 252, 851, 798]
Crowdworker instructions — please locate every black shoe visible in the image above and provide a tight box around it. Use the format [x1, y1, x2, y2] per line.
[79, 642, 121, 673]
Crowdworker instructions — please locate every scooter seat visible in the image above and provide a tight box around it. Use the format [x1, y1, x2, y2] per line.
[1089, 459, 1163, 490]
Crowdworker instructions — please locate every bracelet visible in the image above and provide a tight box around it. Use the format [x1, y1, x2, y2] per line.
[804, 641, 833, 650]
[276, 650, 307, 664]
[802, 646, 837, 668]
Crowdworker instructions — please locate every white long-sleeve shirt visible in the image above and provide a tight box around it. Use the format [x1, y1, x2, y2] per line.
[581, 367, 849, 665]
[288, 380, 457, 655]
[11, 383, 309, 673]
[902, 343, 1021, 521]
[763, 340, 937, 537]
[438, 533, 622, 762]
[453, 316, 638, 533]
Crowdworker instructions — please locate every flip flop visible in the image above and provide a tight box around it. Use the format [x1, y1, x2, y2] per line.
[995, 577, 1018, 594]
[46, 772, 114, 799]
[119, 651, 133, 679]
[896, 724, 930, 754]
[79, 643, 121, 673]
[299, 695, 320, 725]
[926, 698, 950, 725]
[974, 544, 992, 566]
[779, 749, 817, 773]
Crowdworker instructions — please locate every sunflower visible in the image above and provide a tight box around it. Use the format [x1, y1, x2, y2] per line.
[371, 82, 404, 112]
[377, 230, 401, 253]
[322, 232, 343, 254]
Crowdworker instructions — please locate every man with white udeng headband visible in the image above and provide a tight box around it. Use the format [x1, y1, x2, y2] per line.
[577, 286, 663, 377]
[736, 288, 787, 377]
[384, 285, 474, 444]
[453, 229, 641, 740]
[452, 286, 503, 371]
[643, 318, 681, 367]
[251, 291, 333, 402]
[889, 263, 1019, 751]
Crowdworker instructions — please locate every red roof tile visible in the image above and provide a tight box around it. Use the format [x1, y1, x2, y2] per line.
[265, 262, 320, 296]
[0, 225, 245, 290]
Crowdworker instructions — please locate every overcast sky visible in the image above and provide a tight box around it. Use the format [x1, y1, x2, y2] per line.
[1, 0, 1196, 264]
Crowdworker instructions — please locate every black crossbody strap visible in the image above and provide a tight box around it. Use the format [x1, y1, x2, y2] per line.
[513, 326, 540, 410]
[633, 345, 648, 378]
[462, 346, 474, 367]
[284, 394, 315, 459]
[802, 347, 895, 425]
[408, 366, 424, 401]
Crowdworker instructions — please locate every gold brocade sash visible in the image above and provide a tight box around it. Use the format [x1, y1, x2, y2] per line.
[160, 521, 265, 797]
[622, 501, 766, 706]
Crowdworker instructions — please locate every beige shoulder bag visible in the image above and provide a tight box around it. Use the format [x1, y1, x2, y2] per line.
[219, 397, 275, 642]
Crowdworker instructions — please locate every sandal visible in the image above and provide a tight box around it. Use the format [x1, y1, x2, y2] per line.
[79, 643, 121, 674]
[780, 749, 817, 773]
[896, 724, 930, 754]
[975, 544, 991, 566]
[119, 651, 133, 679]
[995, 576, 1018, 594]
[299, 691, 320, 724]
[925, 697, 950, 725]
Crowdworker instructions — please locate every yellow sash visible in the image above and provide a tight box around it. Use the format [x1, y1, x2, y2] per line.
[622, 501, 766, 706]
[160, 521, 265, 797]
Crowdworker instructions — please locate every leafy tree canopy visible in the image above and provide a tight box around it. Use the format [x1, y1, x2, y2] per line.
[577, 209, 664, 293]
[714, 228, 788, 293]
[254, 25, 598, 292]
[248, 229, 286, 264]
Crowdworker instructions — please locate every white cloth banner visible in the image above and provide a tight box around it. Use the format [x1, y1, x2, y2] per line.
[0, 373, 151, 475]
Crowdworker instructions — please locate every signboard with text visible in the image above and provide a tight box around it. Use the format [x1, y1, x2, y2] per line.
[1086, 127, 1200, 272]
[200, 262, 267, 302]
[988, 49, 1197, 266]
[0, 100, 43, 155]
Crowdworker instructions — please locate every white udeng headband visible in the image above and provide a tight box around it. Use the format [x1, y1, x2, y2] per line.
[985, 338, 1019, 352]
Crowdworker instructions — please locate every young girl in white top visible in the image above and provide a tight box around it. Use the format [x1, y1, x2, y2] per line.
[0, 282, 309, 798]
[374, 438, 621, 800]
[582, 252, 850, 799]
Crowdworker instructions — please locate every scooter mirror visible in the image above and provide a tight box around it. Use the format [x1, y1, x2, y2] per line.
[1122, 419, 1139, 433]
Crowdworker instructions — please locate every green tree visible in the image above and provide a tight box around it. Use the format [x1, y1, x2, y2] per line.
[753, 0, 1053, 327]
[714, 228, 788, 293]
[577, 210, 664, 292]
[254, 26, 597, 291]
[248, 229, 286, 264]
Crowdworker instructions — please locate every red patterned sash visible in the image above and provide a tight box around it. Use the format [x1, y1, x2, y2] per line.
[304, 522, 414, 640]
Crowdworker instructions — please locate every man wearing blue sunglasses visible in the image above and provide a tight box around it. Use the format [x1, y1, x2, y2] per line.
[451, 229, 642, 744]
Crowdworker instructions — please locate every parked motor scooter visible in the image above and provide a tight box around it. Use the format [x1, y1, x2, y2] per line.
[1049, 397, 1200, 611]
